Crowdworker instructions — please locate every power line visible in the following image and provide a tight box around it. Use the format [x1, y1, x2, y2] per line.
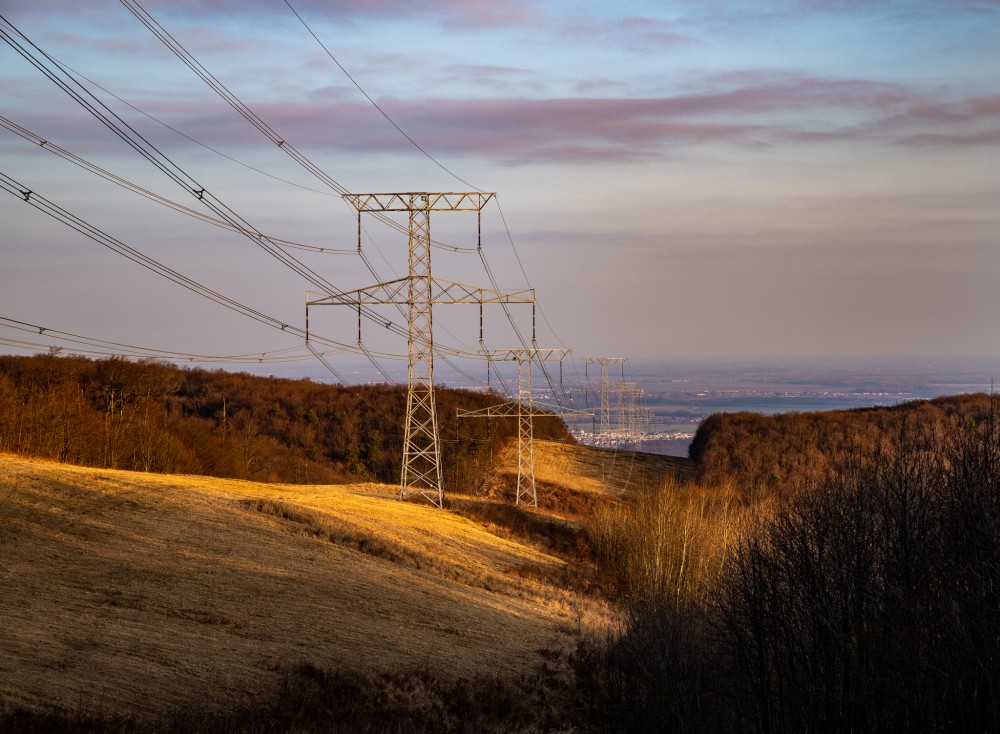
[0, 17, 341, 292]
[274, 2, 574, 407]
[110, 1, 534, 399]
[0, 170, 419, 369]
[54, 57, 341, 199]
[282, 0, 482, 192]
[0, 315, 319, 363]
[116, 1, 470, 254]
[0, 166, 495, 366]
[0, 15, 426, 351]
[0, 114, 354, 255]
[277, 0, 533, 398]
[5, 8, 602, 469]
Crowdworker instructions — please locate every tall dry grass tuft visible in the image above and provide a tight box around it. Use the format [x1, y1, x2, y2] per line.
[588, 477, 749, 611]
[576, 478, 767, 732]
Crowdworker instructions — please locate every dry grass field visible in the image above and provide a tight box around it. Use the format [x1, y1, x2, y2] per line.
[0, 450, 621, 719]
[496, 439, 694, 500]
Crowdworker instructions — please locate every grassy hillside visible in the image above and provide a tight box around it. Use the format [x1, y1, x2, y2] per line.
[0, 452, 612, 721]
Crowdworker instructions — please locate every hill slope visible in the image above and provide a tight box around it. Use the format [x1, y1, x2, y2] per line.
[690, 392, 997, 491]
[0, 453, 608, 718]
[530, 439, 695, 493]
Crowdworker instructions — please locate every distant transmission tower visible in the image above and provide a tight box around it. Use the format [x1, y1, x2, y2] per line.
[619, 381, 650, 449]
[458, 348, 589, 506]
[307, 193, 534, 507]
[584, 357, 627, 437]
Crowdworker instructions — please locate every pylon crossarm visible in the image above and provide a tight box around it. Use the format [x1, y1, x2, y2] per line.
[308, 278, 533, 307]
[344, 192, 495, 212]
[532, 401, 593, 417]
[458, 403, 523, 419]
[480, 348, 568, 362]
[432, 279, 534, 305]
[457, 402, 592, 419]
[307, 278, 409, 307]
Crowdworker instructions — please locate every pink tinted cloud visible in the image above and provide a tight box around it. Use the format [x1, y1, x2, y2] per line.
[898, 128, 1000, 146]
[865, 93, 1000, 145]
[898, 94, 1000, 124]
[13, 70, 993, 167]
[243, 76, 921, 163]
[0, 0, 543, 29]
[562, 15, 698, 49]
[155, 0, 543, 28]
[438, 64, 545, 94]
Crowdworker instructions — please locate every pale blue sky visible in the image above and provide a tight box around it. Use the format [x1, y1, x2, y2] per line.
[1, 0, 999, 379]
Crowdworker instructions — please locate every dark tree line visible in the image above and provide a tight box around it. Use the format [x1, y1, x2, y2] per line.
[0, 354, 570, 487]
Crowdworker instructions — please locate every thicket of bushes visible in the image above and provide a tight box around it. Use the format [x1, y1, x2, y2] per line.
[0, 354, 569, 488]
[579, 402, 1000, 732]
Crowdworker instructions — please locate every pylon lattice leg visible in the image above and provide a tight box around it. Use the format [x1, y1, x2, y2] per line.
[599, 363, 611, 436]
[400, 206, 443, 507]
[515, 356, 537, 507]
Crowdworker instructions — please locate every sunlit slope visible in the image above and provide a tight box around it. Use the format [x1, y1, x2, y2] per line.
[496, 439, 695, 498]
[0, 454, 603, 717]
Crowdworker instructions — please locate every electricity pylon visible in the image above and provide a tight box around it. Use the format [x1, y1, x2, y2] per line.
[458, 348, 590, 506]
[614, 381, 648, 445]
[307, 192, 534, 508]
[618, 381, 650, 448]
[583, 357, 627, 436]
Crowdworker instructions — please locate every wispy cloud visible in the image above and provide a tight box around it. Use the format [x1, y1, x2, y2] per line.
[16, 70, 993, 166]
[161, 0, 544, 28]
[561, 14, 698, 50]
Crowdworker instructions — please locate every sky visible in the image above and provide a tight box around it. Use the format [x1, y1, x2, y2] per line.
[1, 0, 999, 386]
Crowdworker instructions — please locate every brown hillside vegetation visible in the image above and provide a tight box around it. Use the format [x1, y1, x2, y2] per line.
[0, 452, 611, 720]
[690, 392, 997, 492]
[575, 399, 1000, 732]
[0, 354, 570, 488]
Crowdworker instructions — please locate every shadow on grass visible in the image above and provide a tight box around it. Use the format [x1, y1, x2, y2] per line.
[1, 658, 579, 734]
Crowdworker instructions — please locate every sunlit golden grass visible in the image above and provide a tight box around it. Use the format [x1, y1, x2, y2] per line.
[489, 439, 695, 507]
[0, 452, 610, 718]
[588, 477, 761, 610]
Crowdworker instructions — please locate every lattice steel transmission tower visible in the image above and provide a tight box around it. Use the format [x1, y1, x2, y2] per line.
[307, 192, 534, 507]
[458, 348, 589, 506]
[584, 357, 628, 436]
[619, 381, 651, 448]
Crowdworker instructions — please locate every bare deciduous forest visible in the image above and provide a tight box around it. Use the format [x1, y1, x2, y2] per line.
[0, 354, 569, 488]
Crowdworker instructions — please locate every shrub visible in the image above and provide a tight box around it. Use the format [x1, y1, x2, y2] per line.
[719, 411, 1000, 732]
[588, 478, 746, 611]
